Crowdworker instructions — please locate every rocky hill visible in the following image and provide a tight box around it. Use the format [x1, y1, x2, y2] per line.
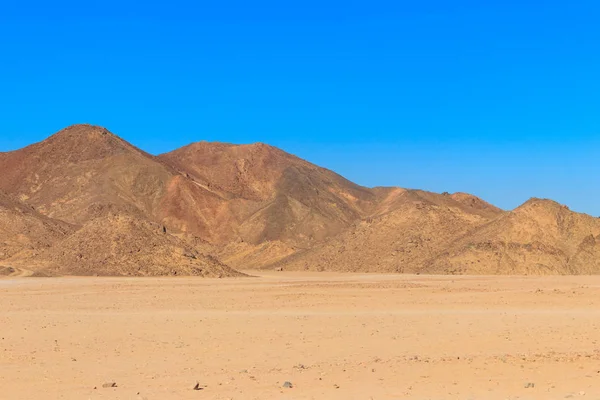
[0, 191, 72, 263]
[1, 124, 598, 276]
[159, 141, 377, 246]
[424, 198, 600, 274]
[271, 189, 504, 272]
[34, 214, 244, 277]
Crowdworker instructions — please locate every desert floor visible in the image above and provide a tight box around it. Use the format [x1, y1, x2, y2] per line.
[2, 272, 600, 399]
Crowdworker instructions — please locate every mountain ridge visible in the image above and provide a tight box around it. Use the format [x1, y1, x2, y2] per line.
[1, 124, 597, 276]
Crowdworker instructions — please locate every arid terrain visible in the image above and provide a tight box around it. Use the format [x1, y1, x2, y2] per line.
[3, 3, 598, 400]
[2, 124, 600, 398]
[2, 272, 600, 399]
[1, 124, 599, 276]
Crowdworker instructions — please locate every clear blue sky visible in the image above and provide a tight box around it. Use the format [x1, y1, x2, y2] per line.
[1, 1, 599, 215]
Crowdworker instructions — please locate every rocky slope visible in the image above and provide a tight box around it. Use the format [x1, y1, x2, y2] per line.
[271, 189, 504, 272]
[2, 124, 598, 276]
[0, 191, 73, 263]
[0, 124, 178, 224]
[424, 198, 600, 274]
[159, 141, 378, 247]
[33, 214, 244, 277]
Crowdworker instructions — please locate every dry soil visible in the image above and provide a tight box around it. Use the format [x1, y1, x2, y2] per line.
[2, 272, 600, 399]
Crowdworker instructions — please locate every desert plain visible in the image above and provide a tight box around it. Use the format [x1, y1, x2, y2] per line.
[2, 271, 600, 400]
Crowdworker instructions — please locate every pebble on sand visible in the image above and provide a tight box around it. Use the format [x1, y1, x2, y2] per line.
[282, 381, 293, 388]
[102, 382, 117, 388]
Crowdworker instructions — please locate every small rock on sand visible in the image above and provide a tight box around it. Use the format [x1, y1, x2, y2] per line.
[282, 381, 293, 388]
[102, 382, 117, 388]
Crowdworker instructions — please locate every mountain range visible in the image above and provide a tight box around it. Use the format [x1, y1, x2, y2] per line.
[1, 124, 598, 276]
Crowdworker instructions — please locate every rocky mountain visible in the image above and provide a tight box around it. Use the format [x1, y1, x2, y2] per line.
[0, 125, 239, 276]
[424, 198, 600, 274]
[34, 214, 244, 277]
[1, 124, 598, 276]
[0, 124, 177, 224]
[159, 141, 377, 246]
[271, 188, 504, 272]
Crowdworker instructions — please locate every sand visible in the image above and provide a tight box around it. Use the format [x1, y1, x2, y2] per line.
[2, 272, 600, 399]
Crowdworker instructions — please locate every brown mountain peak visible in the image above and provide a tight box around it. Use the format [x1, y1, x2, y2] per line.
[172, 140, 299, 162]
[36, 124, 146, 161]
[449, 192, 504, 214]
[159, 140, 312, 201]
[51, 123, 113, 137]
[514, 197, 566, 214]
[0, 125, 173, 225]
[243, 141, 284, 153]
[42, 124, 117, 147]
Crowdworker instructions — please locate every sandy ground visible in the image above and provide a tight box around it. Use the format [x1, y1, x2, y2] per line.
[2, 272, 600, 399]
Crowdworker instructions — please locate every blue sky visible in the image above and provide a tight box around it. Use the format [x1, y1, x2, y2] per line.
[1, 1, 599, 215]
